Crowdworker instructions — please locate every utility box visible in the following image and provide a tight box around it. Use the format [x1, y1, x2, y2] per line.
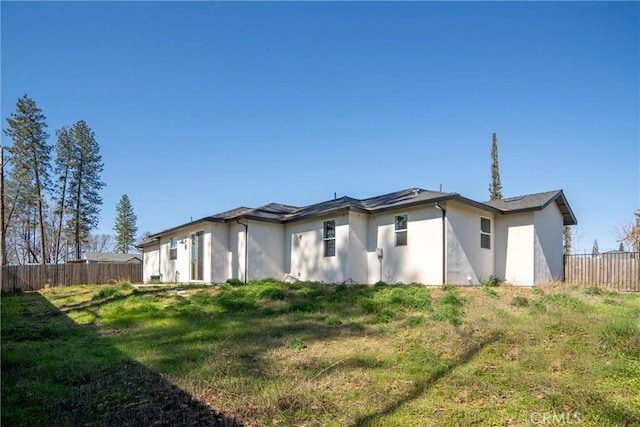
[376, 248, 383, 259]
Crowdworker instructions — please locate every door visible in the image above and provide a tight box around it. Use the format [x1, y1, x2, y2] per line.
[191, 231, 204, 281]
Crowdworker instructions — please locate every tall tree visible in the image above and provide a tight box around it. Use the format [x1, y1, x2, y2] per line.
[592, 239, 599, 256]
[488, 132, 503, 201]
[62, 120, 105, 260]
[3, 95, 51, 264]
[619, 242, 625, 252]
[563, 225, 572, 255]
[53, 126, 73, 262]
[114, 194, 137, 253]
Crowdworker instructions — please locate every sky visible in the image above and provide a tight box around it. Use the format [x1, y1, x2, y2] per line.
[1, 1, 638, 254]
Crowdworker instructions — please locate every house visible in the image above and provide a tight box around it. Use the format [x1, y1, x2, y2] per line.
[138, 188, 577, 286]
[83, 252, 143, 264]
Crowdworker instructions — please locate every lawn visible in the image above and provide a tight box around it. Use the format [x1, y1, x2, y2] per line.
[2, 280, 639, 426]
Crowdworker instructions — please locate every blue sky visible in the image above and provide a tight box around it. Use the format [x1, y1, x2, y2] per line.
[2, 1, 638, 253]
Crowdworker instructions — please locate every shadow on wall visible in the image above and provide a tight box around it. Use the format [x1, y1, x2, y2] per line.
[1, 292, 243, 426]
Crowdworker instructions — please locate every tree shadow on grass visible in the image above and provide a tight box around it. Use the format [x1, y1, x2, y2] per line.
[351, 331, 502, 427]
[1, 292, 243, 427]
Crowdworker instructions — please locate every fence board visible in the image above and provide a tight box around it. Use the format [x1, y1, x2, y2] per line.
[1, 263, 143, 293]
[564, 252, 639, 291]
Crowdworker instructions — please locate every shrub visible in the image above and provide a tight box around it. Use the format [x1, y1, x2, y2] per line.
[259, 286, 288, 300]
[226, 278, 244, 287]
[481, 275, 502, 287]
[374, 281, 388, 287]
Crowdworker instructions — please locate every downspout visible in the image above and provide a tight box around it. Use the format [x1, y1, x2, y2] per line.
[435, 202, 447, 285]
[236, 219, 248, 283]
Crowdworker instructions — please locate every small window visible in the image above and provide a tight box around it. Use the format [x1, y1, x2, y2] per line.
[169, 236, 178, 260]
[323, 220, 336, 257]
[395, 214, 408, 246]
[481, 218, 491, 249]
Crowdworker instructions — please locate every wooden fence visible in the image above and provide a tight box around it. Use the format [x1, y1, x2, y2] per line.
[564, 252, 639, 292]
[1, 263, 143, 293]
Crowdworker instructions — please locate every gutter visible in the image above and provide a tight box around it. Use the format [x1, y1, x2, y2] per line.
[236, 219, 248, 283]
[435, 202, 447, 285]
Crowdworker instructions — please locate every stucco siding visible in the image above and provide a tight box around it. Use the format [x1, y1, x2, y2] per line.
[533, 203, 564, 284]
[211, 223, 230, 283]
[367, 206, 442, 284]
[142, 243, 159, 282]
[247, 221, 285, 280]
[286, 213, 349, 283]
[348, 212, 368, 283]
[230, 222, 247, 282]
[495, 212, 535, 286]
[446, 201, 494, 285]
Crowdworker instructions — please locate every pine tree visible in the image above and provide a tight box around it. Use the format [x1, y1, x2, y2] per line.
[488, 132, 503, 201]
[592, 239, 599, 256]
[619, 242, 625, 252]
[114, 194, 137, 253]
[53, 126, 73, 262]
[62, 120, 105, 260]
[3, 95, 51, 264]
[563, 225, 572, 255]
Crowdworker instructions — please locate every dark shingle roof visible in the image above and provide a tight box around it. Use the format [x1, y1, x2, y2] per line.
[483, 190, 577, 225]
[142, 187, 576, 241]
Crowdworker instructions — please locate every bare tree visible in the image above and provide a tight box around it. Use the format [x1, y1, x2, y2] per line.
[616, 211, 640, 252]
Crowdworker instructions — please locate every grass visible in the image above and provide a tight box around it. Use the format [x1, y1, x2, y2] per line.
[2, 281, 640, 426]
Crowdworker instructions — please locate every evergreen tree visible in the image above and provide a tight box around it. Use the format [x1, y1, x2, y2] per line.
[62, 120, 105, 260]
[619, 242, 625, 252]
[114, 194, 137, 253]
[592, 239, 599, 256]
[3, 95, 51, 263]
[53, 126, 73, 262]
[488, 132, 503, 201]
[563, 225, 572, 255]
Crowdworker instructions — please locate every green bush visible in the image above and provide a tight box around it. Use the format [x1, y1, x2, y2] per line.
[226, 278, 244, 287]
[481, 275, 501, 287]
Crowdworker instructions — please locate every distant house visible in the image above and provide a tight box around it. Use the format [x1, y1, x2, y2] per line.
[83, 252, 142, 264]
[139, 188, 577, 286]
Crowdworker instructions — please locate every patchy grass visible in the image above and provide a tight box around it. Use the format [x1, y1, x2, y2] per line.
[2, 281, 639, 426]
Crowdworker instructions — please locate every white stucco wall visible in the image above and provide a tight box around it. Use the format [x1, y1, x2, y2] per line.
[142, 243, 159, 282]
[210, 223, 230, 283]
[247, 220, 285, 281]
[366, 206, 442, 284]
[495, 212, 535, 286]
[286, 213, 350, 283]
[348, 212, 368, 284]
[445, 201, 494, 285]
[229, 222, 247, 282]
[533, 202, 564, 284]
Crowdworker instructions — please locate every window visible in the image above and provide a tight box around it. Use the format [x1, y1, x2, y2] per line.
[323, 220, 336, 257]
[481, 218, 491, 249]
[169, 236, 178, 260]
[395, 214, 408, 246]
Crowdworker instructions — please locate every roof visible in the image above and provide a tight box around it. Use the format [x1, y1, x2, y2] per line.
[483, 190, 577, 225]
[141, 187, 577, 242]
[84, 252, 142, 263]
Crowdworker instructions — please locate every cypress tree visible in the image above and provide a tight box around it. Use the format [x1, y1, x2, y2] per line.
[488, 132, 503, 201]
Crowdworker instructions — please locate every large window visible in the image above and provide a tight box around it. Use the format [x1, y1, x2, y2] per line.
[395, 214, 408, 246]
[481, 218, 491, 249]
[323, 220, 336, 257]
[169, 236, 178, 260]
